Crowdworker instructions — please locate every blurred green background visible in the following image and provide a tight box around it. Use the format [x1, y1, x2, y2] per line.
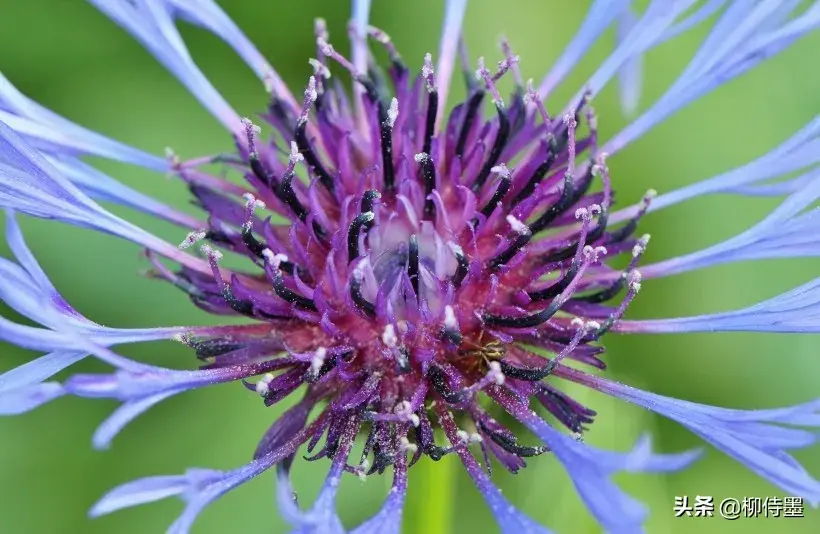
[1, 1, 819, 533]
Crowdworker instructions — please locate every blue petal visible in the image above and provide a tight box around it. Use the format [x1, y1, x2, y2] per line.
[48, 156, 199, 228]
[93, 441, 307, 533]
[89, 473, 199, 517]
[605, 2, 820, 154]
[350, 456, 407, 534]
[435, 0, 469, 119]
[616, 6, 642, 115]
[537, 0, 631, 98]
[571, 0, 698, 107]
[634, 117, 819, 219]
[470, 470, 552, 534]
[88, 0, 243, 134]
[0, 72, 165, 169]
[658, 0, 728, 45]
[447, 403, 553, 533]
[618, 276, 820, 333]
[527, 423, 698, 533]
[350, 488, 404, 534]
[493, 388, 700, 533]
[589, 376, 820, 505]
[64, 361, 271, 443]
[91, 391, 178, 450]
[284, 462, 346, 534]
[641, 172, 820, 276]
[0, 382, 65, 415]
[0, 120, 170, 249]
[351, 0, 373, 75]
[0, 316, 78, 352]
[0, 351, 86, 393]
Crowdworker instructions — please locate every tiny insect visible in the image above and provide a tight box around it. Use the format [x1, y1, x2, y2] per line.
[458, 336, 508, 362]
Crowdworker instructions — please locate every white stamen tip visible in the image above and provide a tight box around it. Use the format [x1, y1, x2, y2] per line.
[200, 244, 223, 260]
[306, 76, 318, 102]
[490, 163, 511, 179]
[289, 141, 304, 164]
[474, 57, 487, 80]
[488, 361, 505, 385]
[179, 230, 207, 249]
[410, 413, 421, 427]
[387, 97, 399, 128]
[422, 53, 435, 81]
[443, 305, 458, 329]
[582, 245, 605, 263]
[414, 152, 429, 164]
[645, 188, 658, 199]
[574, 207, 589, 220]
[308, 58, 331, 78]
[262, 249, 288, 269]
[255, 373, 274, 396]
[382, 324, 398, 348]
[164, 147, 177, 159]
[241, 117, 262, 134]
[629, 270, 643, 292]
[310, 347, 327, 375]
[470, 433, 483, 443]
[506, 215, 530, 235]
[243, 193, 266, 210]
[585, 320, 601, 331]
[399, 436, 418, 454]
[571, 317, 585, 327]
[588, 204, 602, 215]
[172, 333, 189, 344]
[457, 430, 470, 443]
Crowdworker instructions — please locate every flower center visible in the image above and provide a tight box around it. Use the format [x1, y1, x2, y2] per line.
[163, 24, 653, 474]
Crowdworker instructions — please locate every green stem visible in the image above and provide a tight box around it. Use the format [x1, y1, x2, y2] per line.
[405, 456, 455, 534]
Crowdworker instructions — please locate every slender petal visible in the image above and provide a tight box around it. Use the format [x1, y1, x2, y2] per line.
[282, 416, 359, 534]
[571, 370, 820, 505]
[571, 0, 699, 108]
[168, 0, 300, 113]
[91, 391, 178, 450]
[88, 0, 244, 135]
[616, 6, 642, 115]
[437, 405, 551, 533]
[491, 387, 700, 533]
[618, 276, 820, 333]
[0, 351, 86, 393]
[639, 173, 820, 276]
[0, 120, 215, 273]
[435, 0, 468, 130]
[0, 382, 65, 415]
[609, 116, 820, 225]
[0, 213, 200, 395]
[350, 456, 408, 534]
[537, 0, 630, 98]
[0, 72, 165, 169]
[48, 156, 200, 228]
[657, 0, 728, 45]
[91, 415, 324, 533]
[604, 1, 820, 154]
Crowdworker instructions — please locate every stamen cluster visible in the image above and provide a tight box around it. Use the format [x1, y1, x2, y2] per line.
[161, 27, 652, 476]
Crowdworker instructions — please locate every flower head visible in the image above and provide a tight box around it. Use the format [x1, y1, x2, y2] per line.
[2, 1, 820, 533]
